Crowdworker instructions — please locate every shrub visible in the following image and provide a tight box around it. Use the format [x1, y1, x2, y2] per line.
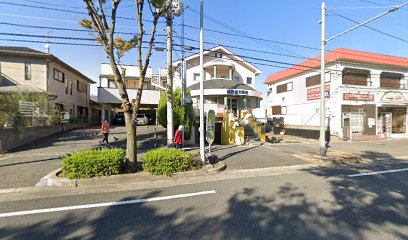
[61, 148, 125, 179]
[142, 148, 198, 175]
[157, 88, 194, 140]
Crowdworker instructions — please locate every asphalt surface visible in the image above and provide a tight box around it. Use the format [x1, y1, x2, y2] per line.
[0, 125, 166, 189]
[1, 161, 408, 239]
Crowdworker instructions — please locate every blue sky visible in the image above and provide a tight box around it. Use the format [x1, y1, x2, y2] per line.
[1, 0, 407, 107]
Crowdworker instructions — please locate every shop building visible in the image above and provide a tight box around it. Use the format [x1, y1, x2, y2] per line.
[173, 46, 263, 118]
[172, 46, 264, 144]
[264, 48, 408, 139]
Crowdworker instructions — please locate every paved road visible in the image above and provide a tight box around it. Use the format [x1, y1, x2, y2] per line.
[0, 125, 166, 189]
[1, 161, 408, 239]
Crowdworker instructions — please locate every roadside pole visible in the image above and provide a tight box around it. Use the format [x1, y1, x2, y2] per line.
[199, 0, 205, 163]
[319, 2, 327, 157]
[166, 10, 174, 146]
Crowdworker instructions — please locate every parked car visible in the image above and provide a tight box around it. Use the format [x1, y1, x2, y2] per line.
[136, 114, 149, 125]
[113, 113, 125, 125]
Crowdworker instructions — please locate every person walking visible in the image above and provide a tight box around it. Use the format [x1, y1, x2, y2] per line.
[100, 120, 110, 145]
[174, 125, 183, 149]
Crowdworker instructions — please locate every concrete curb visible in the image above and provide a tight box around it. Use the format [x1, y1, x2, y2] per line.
[35, 161, 227, 188]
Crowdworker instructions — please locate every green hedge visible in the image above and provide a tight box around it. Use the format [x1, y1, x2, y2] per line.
[62, 148, 125, 179]
[142, 148, 198, 175]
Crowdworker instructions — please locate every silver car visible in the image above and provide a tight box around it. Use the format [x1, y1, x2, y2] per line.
[136, 114, 149, 125]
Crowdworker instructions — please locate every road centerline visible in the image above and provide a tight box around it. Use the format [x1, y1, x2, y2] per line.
[348, 168, 408, 178]
[0, 190, 216, 218]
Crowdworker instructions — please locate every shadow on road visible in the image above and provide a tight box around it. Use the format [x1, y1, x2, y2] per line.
[4, 151, 408, 239]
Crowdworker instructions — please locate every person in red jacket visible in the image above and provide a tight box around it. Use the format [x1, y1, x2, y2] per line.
[100, 120, 110, 145]
[174, 125, 183, 149]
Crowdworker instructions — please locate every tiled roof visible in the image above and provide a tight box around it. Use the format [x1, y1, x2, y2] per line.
[264, 48, 408, 84]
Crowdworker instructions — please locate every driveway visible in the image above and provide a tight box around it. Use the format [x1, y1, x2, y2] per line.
[0, 125, 166, 189]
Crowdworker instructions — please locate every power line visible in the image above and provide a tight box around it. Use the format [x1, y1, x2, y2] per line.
[0, 21, 405, 66]
[0, 22, 168, 37]
[329, 11, 408, 44]
[0, 1, 159, 23]
[0, 32, 169, 47]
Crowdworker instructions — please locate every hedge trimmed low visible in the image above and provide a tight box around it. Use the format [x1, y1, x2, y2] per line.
[61, 148, 125, 179]
[142, 148, 199, 175]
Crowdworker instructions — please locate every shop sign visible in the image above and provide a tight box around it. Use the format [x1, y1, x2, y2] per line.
[343, 93, 374, 101]
[380, 91, 407, 103]
[227, 89, 248, 95]
[307, 85, 330, 101]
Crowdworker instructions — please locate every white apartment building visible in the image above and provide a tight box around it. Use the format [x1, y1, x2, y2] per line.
[173, 46, 263, 118]
[0, 46, 95, 120]
[265, 48, 408, 139]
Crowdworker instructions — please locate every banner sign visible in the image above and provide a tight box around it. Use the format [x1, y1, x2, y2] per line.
[227, 89, 249, 95]
[206, 110, 216, 146]
[307, 85, 330, 101]
[343, 93, 374, 101]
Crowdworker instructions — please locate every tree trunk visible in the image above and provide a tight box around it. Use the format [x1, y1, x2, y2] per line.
[166, 12, 174, 145]
[124, 110, 136, 171]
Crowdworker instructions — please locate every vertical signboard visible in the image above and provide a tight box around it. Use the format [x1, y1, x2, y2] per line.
[385, 113, 392, 137]
[206, 110, 215, 155]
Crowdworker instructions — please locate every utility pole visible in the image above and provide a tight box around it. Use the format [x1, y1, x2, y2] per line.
[181, 7, 186, 106]
[166, 9, 174, 146]
[319, 2, 326, 157]
[181, 5, 186, 147]
[199, 0, 205, 163]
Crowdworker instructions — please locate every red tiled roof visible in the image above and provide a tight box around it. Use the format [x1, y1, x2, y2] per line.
[263, 48, 408, 84]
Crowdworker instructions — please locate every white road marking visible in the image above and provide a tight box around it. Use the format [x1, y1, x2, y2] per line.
[0, 155, 13, 161]
[0, 190, 216, 218]
[348, 168, 408, 178]
[263, 145, 278, 150]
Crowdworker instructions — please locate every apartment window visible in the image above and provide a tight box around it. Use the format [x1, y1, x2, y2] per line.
[306, 74, 321, 87]
[380, 72, 403, 89]
[215, 53, 223, 58]
[70, 80, 73, 95]
[77, 80, 87, 93]
[234, 76, 240, 82]
[24, 63, 31, 80]
[272, 106, 282, 115]
[342, 68, 370, 86]
[276, 82, 293, 93]
[53, 68, 65, 82]
[65, 80, 68, 94]
[247, 77, 252, 85]
[272, 106, 286, 115]
[193, 73, 200, 81]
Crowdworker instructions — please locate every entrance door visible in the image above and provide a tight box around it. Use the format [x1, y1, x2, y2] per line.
[227, 98, 238, 115]
[350, 109, 366, 134]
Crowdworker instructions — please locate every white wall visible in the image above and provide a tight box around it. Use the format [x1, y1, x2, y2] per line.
[98, 88, 160, 105]
[173, 52, 258, 90]
[100, 63, 152, 79]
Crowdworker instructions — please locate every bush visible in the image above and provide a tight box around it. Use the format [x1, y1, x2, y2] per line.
[61, 148, 125, 179]
[142, 148, 199, 175]
[157, 88, 195, 140]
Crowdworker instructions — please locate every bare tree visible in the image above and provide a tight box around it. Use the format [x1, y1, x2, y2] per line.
[80, 0, 170, 170]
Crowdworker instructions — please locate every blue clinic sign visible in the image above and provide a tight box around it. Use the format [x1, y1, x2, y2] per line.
[227, 89, 249, 95]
